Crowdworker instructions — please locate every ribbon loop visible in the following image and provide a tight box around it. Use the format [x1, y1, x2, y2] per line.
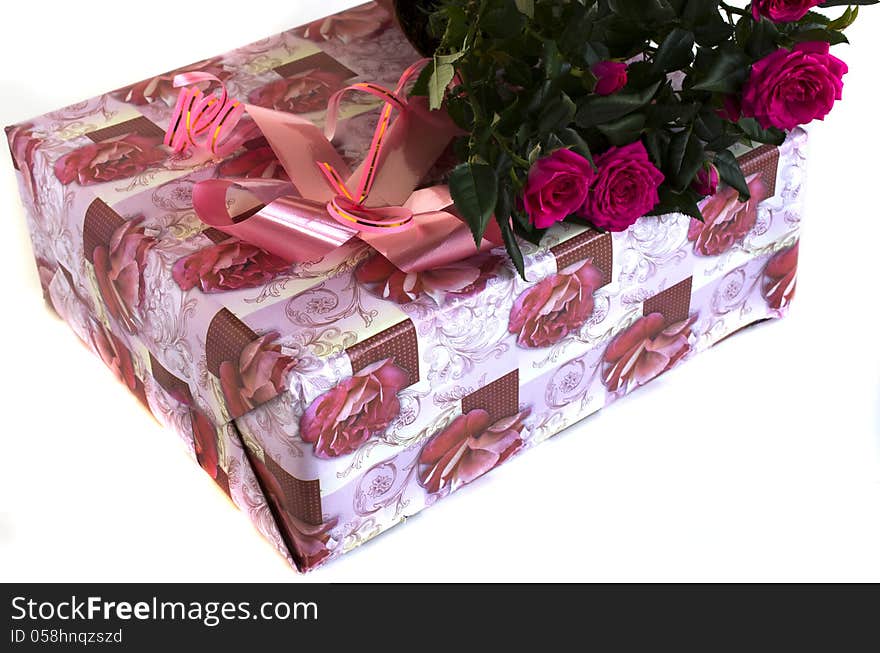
[165, 73, 245, 157]
[167, 58, 495, 272]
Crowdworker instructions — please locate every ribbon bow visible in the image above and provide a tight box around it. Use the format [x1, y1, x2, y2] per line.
[167, 60, 500, 273]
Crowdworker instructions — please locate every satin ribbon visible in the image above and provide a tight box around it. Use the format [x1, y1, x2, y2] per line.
[168, 60, 500, 272]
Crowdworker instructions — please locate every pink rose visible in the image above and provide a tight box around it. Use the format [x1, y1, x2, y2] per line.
[54, 133, 166, 186]
[300, 359, 409, 459]
[592, 60, 628, 96]
[249, 454, 338, 571]
[763, 241, 799, 310]
[742, 42, 847, 131]
[217, 145, 289, 181]
[602, 313, 697, 392]
[248, 69, 348, 114]
[113, 57, 230, 106]
[688, 173, 768, 257]
[508, 260, 604, 348]
[692, 163, 720, 197]
[355, 252, 501, 304]
[219, 332, 298, 419]
[93, 217, 156, 334]
[89, 319, 148, 407]
[172, 239, 290, 294]
[584, 141, 664, 232]
[191, 409, 219, 480]
[418, 408, 531, 494]
[296, 1, 391, 43]
[751, 0, 821, 23]
[523, 149, 595, 229]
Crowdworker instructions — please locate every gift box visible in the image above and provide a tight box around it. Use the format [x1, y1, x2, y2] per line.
[6, 1, 805, 572]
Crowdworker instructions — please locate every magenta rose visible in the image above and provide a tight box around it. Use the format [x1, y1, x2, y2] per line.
[93, 217, 156, 334]
[248, 69, 348, 114]
[355, 252, 501, 304]
[523, 149, 595, 229]
[751, 0, 821, 23]
[584, 141, 664, 232]
[300, 359, 409, 458]
[508, 259, 604, 348]
[172, 239, 290, 294]
[418, 408, 531, 494]
[602, 313, 697, 392]
[219, 332, 298, 419]
[113, 57, 230, 106]
[54, 133, 166, 186]
[592, 61, 628, 96]
[218, 145, 289, 181]
[742, 42, 847, 131]
[296, 1, 391, 43]
[763, 241, 799, 310]
[688, 173, 768, 257]
[691, 163, 720, 197]
[248, 454, 338, 570]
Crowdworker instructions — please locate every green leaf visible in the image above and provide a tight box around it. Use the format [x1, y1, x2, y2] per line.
[596, 112, 647, 146]
[713, 149, 750, 201]
[649, 187, 704, 221]
[666, 128, 705, 191]
[576, 81, 661, 128]
[692, 46, 749, 94]
[819, 1, 877, 6]
[652, 28, 695, 75]
[428, 61, 455, 111]
[498, 218, 526, 280]
[538, 92, 576, 135]
[788, 28, 849, 45]
[828, 6, 859, 30]
[737, 118, 787, 146]
[449, 163, 498, 247]
[514, 0, 534, 18]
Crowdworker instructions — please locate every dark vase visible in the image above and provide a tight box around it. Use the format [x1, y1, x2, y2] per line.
[392, 0, 442, 56]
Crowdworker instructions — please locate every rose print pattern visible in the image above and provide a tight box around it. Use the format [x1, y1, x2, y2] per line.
[219, 332, 298, 419]
[418, 408, 531, 494]
[93, 217, 156, 334]
[508, 259, 603, 348]
[249, 455, 338, 570]
[172, 238, 290, 293]
[300, 359, 409, 458]
[88, 319, 148, 407]
[112, 57, 231, 106]
[601, 313, 697, 392]
[191, 408, 219, 479]
[53, 133, 166, 186]
[763, 241, 799, 310]
[688, 174, 768, 257]
[355, 252, 501, 304]
[217, 145, 290, 181]
[247, 69, 348, 114]
[295, 1, 392, 44]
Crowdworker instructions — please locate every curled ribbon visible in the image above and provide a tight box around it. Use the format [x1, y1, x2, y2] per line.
[168, 60, 501, 272]
[165, 72, 245, 156]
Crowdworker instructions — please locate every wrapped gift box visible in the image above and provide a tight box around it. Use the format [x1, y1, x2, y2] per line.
[6, 1, 804, 572]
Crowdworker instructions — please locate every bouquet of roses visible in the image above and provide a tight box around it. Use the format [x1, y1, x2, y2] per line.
[399, 0, 875, 277]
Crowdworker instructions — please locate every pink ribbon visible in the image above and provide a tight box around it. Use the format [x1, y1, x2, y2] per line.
[169, 61, 500, 272]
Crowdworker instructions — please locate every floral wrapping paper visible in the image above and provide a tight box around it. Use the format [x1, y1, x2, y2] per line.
[6, 2, 805, 572]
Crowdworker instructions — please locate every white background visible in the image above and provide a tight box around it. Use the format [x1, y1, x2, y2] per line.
[1, 0, 878, 582]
